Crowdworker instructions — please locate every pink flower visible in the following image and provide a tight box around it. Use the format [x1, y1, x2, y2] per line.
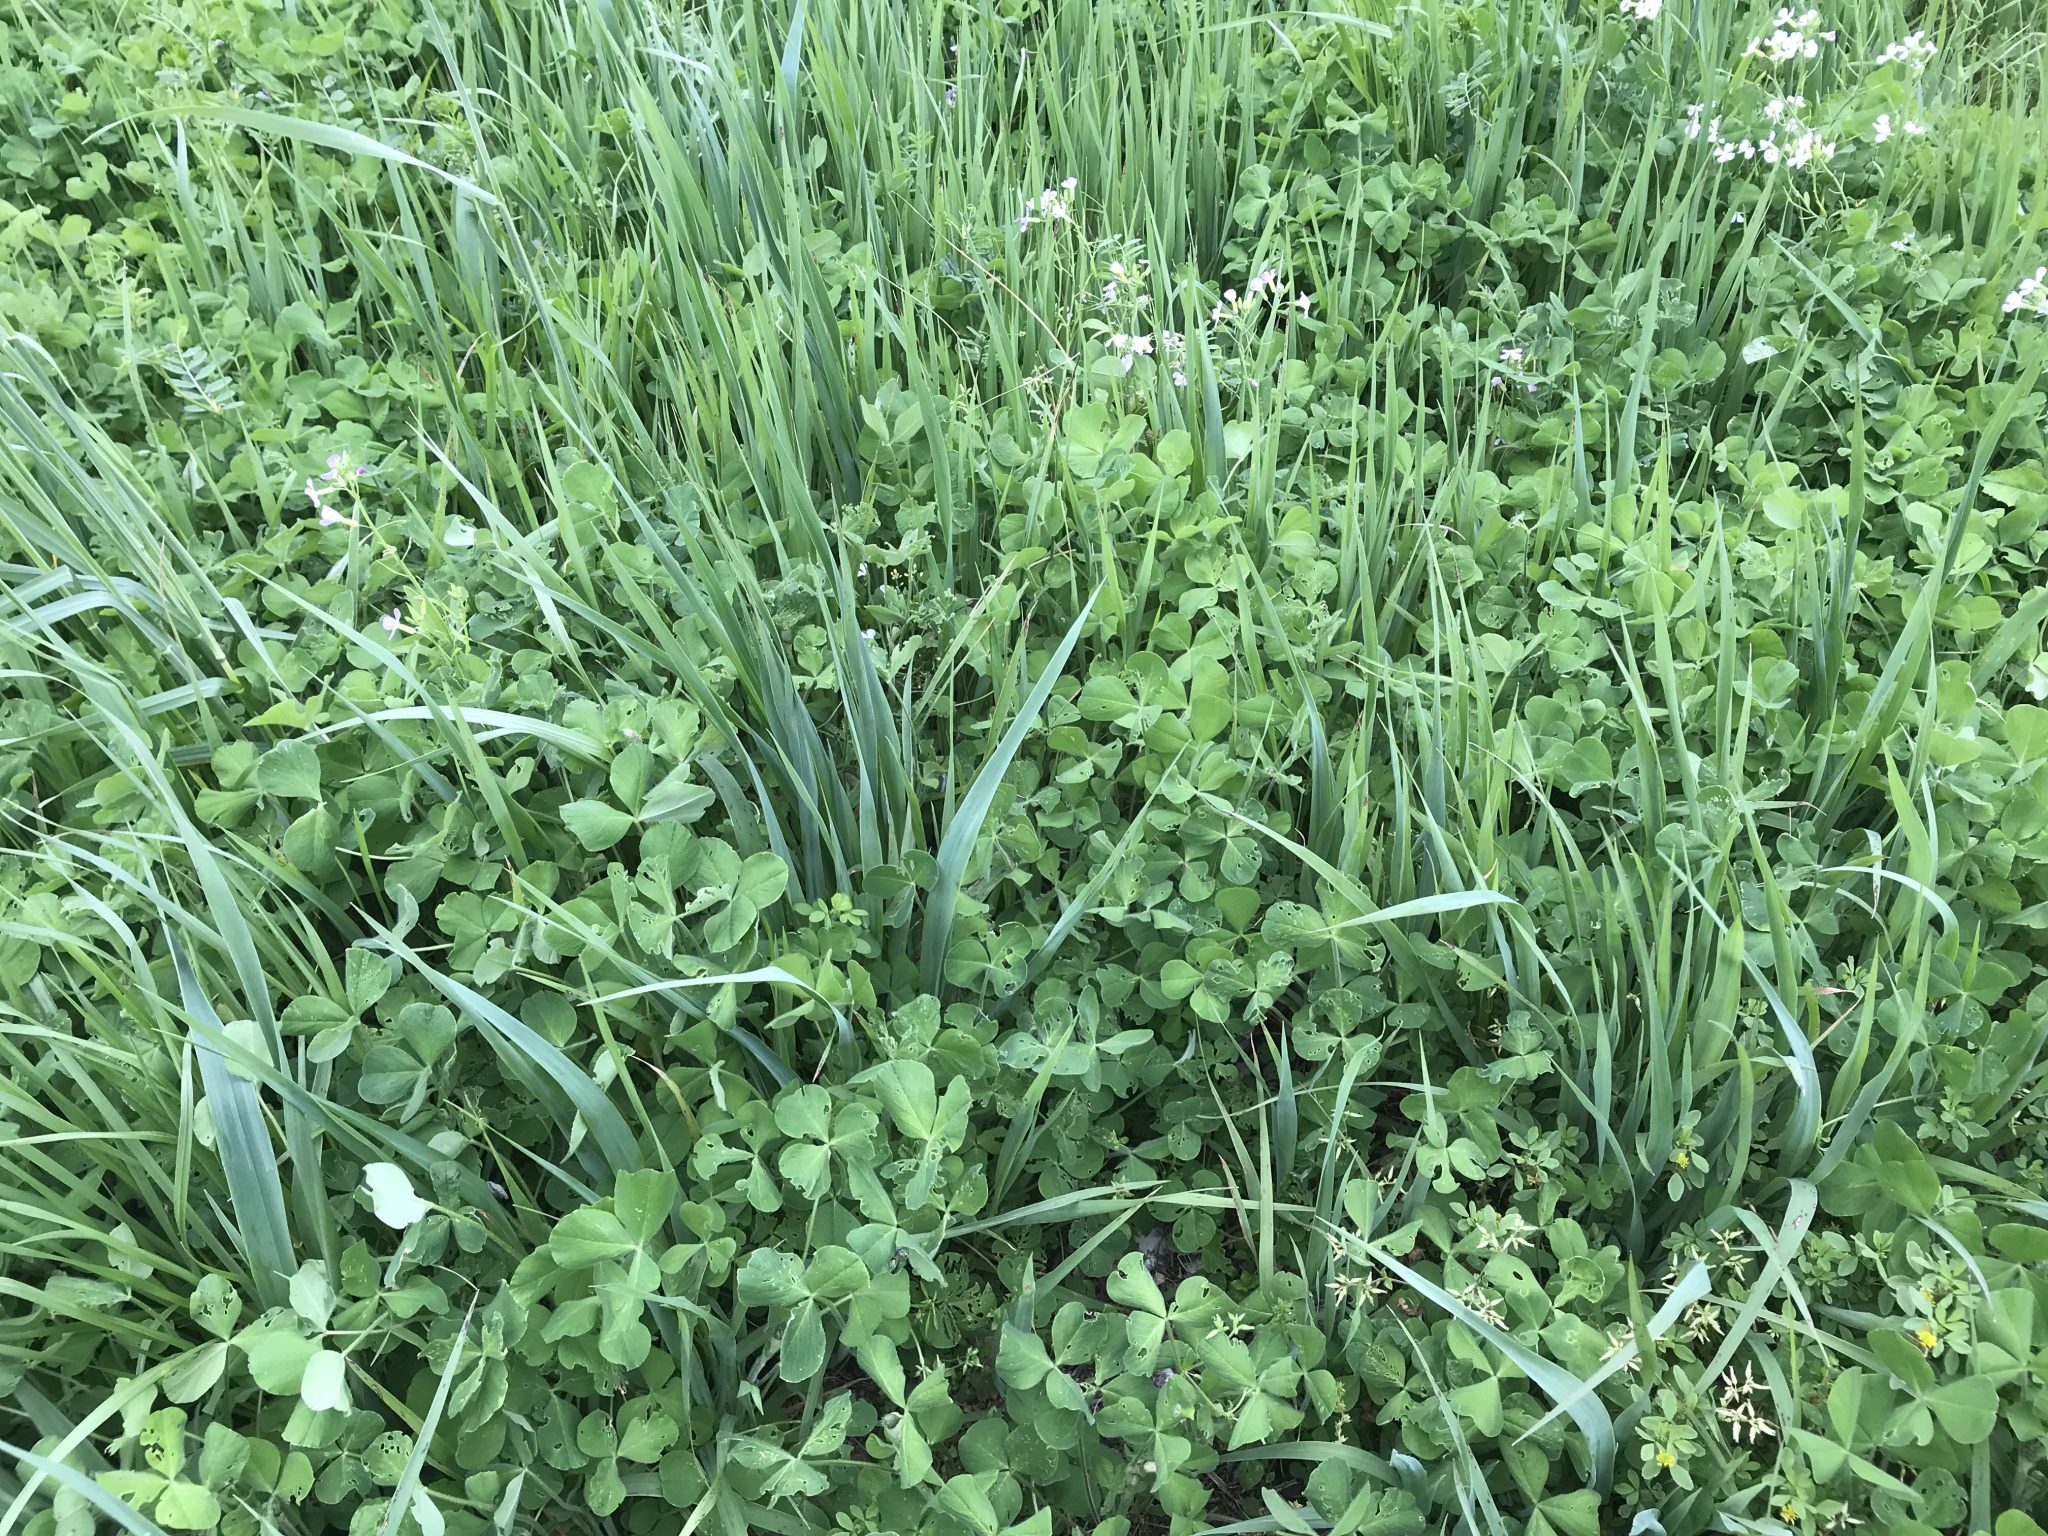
[380, 608, 403, 635]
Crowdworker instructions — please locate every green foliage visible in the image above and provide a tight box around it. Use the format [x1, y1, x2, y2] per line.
[5, 0, 2048, 1532]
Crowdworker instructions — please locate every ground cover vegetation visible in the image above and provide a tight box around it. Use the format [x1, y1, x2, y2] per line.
[3, 0, 2048, 1531]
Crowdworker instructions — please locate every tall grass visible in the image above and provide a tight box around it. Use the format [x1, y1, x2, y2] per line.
[4, 0, 2048, 1527]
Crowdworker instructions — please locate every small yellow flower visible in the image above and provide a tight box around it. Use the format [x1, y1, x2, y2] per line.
[1781, 1504, 1799, 1522]
[1654, 1449, 1676, 1468]
[1915, 1325, 1939, 1351]
[1674, 1151, 1691, 1168]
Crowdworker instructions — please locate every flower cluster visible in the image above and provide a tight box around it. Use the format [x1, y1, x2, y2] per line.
[1744, 7, 1836, 64]
[1491, 344, 1538, 394]
[1450, 1280, 1507, 1329]
[1871, 112, 1926, 144]
[1107, 329, 1187, 384]
[1099, 257, 1152, 307]
[1874, 29, 1936, 72]
[1685, 100, 1836, 169]
[1715, 1365, 1778, 1446]
[1018, 178, 1077, 231]
[1210, 268, 1312, 323]
[304, 449, 366, 526]
[2004, 267, 2048, 318]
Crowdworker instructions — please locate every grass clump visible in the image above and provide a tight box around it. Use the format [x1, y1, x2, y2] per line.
[4, 0, 2048, 1533]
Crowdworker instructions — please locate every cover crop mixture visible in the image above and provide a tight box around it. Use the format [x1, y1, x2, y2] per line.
[3, 0, 2048, 1533]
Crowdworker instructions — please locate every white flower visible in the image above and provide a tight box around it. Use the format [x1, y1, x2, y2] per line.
[1109, 332, 1130, 351]
[1103, 282, 1118, 301]
[1619, 0, 1661, 18]
[1172, 369, 1187, 387]
[1876, 30, 1936, 71]
[1295, 292, 1312, 314]
[1500, 346, 1525, 364]
[1874, 113, 1893, 143]
[318, 506, 353, 528]
[1904, 119, 1926, 135]
[380, 608, 404, 635]
[2005, 268, 2048, 317]
[1890, 232, 1917, 253]
[1223, 288, 1238, 303]
[1109, 261, 1125, 277]
[1131, 334, 1154, 355]
[1061, 176, 1077, 191]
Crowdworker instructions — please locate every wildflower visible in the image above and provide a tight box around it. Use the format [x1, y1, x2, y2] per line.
[2000, 267, 2048, 317]
[318, 506, 354, 528]
[1110, 261, 1125, 277]
[1451, 1281, 1507, 1329]
[1619, 0, 1661, 17]
[1130, 334, 1154, 355]
[1294, 292, 1312, 314]
[1715, 1365, 1777, 1444]
[1061, 176, 1077, 191]
[380, 608, 405, 636]
[1172, 369, 1187, 387]
[1914, 1324, 1939, 1351]
[1223, 288, 1238, 304]
[1109, 332, 1130, 352]
[1103, 282, 1118, 301]
[1745, 7, 1835, 64]
[1500, 345, 1525, 365]
[1875, 30, 1936, 71]
[1654, 1449, 1676, 1468]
